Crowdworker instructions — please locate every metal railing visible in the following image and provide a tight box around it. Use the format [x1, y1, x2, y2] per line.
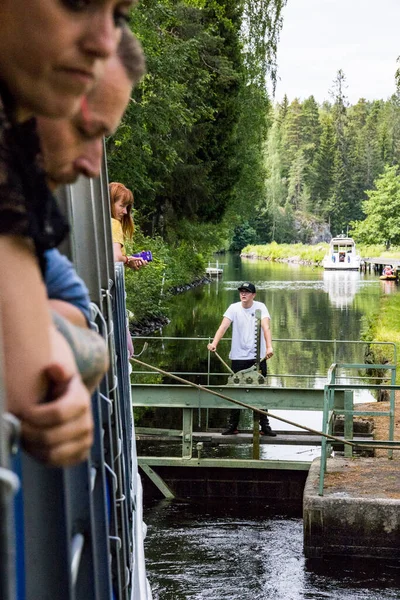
[131, 338, 398, 493]
[319, 360, 399, 496]
[131, 335, 397, 387]
[5, 161, 151, 600]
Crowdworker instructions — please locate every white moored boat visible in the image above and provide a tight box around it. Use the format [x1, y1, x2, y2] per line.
[322, 235, 361, 271]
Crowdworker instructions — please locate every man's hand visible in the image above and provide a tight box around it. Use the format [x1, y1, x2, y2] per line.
[20, 363, 93, 467]
[207, 342, 217, 352]
[265, 347, 274, 360]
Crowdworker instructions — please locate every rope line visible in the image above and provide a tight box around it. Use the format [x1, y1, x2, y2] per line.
[131, 358, 400, 451]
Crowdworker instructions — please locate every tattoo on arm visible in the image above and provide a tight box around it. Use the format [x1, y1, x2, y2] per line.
[52, 311, 108, 390]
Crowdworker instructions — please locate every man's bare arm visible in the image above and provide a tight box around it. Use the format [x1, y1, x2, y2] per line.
[51, 311, 109, 393]
[49, 299, 88, 328]
[207, 317, 232, 352]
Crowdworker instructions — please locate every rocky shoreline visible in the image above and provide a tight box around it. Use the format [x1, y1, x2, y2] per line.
[130, 275, 212, 336]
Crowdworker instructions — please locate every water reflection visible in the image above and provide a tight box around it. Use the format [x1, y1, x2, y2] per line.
[141, 257, 400, 599]
[381, 279, 399, 295]
[155, 257, 383, 384]
[323, 270, 360, 309]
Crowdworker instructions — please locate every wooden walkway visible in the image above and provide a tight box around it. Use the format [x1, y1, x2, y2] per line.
[362, 257, 400, 273]
[136, 429, 372, 447]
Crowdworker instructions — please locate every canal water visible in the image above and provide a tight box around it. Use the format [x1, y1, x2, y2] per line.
[142, 255, 400, 599]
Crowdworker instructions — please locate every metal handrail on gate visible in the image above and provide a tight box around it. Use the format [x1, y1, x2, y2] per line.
[131, 336, 397, 386]
[319, 360, 400, 496]
[131, 338, 399, 496]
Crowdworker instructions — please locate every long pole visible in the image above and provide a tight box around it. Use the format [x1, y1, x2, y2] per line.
[131, 357, 356, 447]
[214, 352, 234, 375]
[132, 358, 400, 450]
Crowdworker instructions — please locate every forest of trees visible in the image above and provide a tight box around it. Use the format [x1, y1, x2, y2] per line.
[108, 2, 400, 255]
[107, 0, 287, 255]
[251, 69, 400, 248]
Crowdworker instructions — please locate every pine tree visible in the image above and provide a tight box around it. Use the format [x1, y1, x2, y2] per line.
[281, 98, 303, 178]
[311, 114, 335, 217]
[287, 148, 307, 209]
[328, 70, 354, 234]
[265, 118, 286, 240]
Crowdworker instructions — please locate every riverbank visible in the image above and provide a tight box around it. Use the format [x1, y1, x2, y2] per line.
[361, 291, 400, 383]
[241, 242, 327, 265]
[241, 241, 400, 266]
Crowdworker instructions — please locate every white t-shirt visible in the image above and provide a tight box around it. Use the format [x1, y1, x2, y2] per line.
[224, 300, 271, 360]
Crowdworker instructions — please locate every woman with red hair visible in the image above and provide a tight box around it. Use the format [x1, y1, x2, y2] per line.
[109, 181, 146, 270]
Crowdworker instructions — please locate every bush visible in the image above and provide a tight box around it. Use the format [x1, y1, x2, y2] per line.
[124, 222, 208, 323]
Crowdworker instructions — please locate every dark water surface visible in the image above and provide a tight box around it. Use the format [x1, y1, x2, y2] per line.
[142, 256, 400, 599]
[144, 500, 400, 600]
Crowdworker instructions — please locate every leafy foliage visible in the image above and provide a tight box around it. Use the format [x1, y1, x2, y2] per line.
[253, 67, 400, 246]
[108, 0, 286, 243]
[350, 165, 400, 248]
[105, 0, 287, 322]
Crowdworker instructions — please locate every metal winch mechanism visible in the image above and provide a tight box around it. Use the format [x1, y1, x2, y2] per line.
[226, 309, 266, 386]
[227, 365, 266, 386]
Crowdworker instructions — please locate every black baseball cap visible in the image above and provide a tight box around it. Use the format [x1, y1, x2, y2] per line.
[238, 282, 256, 293]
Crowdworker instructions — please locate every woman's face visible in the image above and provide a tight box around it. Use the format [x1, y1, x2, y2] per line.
[0, 0, 134, 120]
[113, 197, 131, 222]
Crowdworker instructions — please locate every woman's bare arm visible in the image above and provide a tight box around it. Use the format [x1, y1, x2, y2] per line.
[0, 236, 51, 413]
[113, 242, 145, 270]
[0, 236, 95, 466]
[113, 241, 126, 263]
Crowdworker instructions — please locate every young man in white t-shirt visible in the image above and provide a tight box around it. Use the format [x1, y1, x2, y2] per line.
[207, 282, 276, 436]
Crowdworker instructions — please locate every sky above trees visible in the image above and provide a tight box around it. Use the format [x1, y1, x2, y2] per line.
[274, 0, 400, 104]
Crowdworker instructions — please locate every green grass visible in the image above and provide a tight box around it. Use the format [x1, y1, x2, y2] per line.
[242, 242, 400, 264]
[376, 296, 400, 343]
[361, 292, 400, 384]
[241, 242, 328, 263]
[375, 295, 400, 379]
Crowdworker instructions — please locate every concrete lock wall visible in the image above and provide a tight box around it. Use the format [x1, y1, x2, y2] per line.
[303, 459, 400, 559]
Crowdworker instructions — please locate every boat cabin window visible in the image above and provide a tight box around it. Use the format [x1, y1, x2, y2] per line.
[333, 244, 353, 254]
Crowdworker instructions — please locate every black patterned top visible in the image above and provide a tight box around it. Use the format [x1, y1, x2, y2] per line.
[0, 89, 69, 273]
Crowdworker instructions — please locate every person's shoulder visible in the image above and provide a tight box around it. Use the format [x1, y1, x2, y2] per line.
[229, 301, 242, 310]
[111, 218, 124, 240]
[224, 302, 239, 316]
[45, 248, 73, 279]
[255, 300, 270, 313]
